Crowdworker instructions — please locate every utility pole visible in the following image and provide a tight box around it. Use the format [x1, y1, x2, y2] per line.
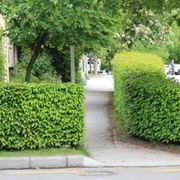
[70, 45, 75, 83]
[4, 37, 9, 82]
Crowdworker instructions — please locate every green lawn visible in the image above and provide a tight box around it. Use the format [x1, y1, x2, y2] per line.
[0, 147, 89, 157]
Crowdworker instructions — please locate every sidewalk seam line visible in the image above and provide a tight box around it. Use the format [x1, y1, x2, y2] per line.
[29, 156, 31, 169]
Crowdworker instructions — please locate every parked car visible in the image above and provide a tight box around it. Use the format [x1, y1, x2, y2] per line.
[174, 64, 180, 75]
[165, 64, 180, 75]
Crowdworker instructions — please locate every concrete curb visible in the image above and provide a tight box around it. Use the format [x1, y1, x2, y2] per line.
[0, 155, 104, 170]
[0, 155, 180, 170]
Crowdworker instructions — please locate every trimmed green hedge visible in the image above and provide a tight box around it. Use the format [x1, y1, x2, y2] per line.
[112, 51, 165, 114]
[0, 83, 84, 150]
[112, 51, 180, 143]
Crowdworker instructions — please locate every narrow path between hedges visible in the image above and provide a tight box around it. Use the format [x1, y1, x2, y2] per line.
[85, 74, 180, 166]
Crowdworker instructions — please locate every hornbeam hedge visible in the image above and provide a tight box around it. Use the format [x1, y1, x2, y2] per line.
[0, 83, 84, 150]
[112, 51, 180, 143]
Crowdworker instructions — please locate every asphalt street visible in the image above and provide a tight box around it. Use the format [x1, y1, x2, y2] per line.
[0, 167, 180, 180]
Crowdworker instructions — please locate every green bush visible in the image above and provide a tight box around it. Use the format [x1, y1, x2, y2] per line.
[10, 70, 61, 84]
[112, 51, 165, 114]
[18, 50, 55, 80]
[168, 42, 180, 64]
[123, 74, 180, 143]
[0, 83, 84, 150]
[167, 21, 180, 64]
[75, 71, 84, 85]
[134, 41, 170, 61]
[112, 51, 180, 143]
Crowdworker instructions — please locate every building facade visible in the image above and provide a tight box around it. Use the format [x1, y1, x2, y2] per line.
[0, 14, 17, 82]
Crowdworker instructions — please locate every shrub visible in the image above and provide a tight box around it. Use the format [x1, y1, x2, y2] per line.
[112, 51, 180, 143]
[168, 42, 180, 64]
[167, 21, 180, 64]
[18, 50, 55, 80]
[0, 83, 84, 150]
[122, 74, 180, 143]
[10, 70, 61, 84]
[112, 51, 165, 114]
[75, 71, 84, 85]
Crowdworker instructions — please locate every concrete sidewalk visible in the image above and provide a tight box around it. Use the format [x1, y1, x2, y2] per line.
[85, 75, 180, 167]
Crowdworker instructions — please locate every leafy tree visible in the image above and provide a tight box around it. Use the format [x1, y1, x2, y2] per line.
[96, 0, 180, 69]
[132, 20, 180, 63]
[1, 0, 121, 82]
[168, 21, 180, 63]
[117, 0, 175, 50]
[18, 49, 54, 79]
[1, 0, 179, 82]
[120, 0, 180, 13]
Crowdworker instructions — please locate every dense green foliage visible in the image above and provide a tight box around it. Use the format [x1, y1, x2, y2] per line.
[168, 21, 180, 63]
[1, 0, 121, 82]
[1, 0, 179, 81]
[123, 75, 180, 143]
[112, 51, 165, 113]
[134, 20, 180, 64]
[99, 1, 179, 71]
[118, 8, 170, 50]
[112, 51, 180, 143]
[134, 41, 170, 61]
[0, 83, 84, 150]
[18, 50, 55, 79]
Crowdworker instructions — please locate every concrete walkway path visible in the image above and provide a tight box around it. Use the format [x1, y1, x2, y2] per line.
[85, 75, 180, 167]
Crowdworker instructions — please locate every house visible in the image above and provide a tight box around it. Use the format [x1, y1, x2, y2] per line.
[0, 14, 17, 82]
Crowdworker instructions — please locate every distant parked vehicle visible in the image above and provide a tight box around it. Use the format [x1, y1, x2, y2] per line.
[174, 64, 180, 75]
[166, 64, 180, 75]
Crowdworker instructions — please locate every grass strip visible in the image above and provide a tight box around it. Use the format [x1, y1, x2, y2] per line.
[0, 147, 89, 157]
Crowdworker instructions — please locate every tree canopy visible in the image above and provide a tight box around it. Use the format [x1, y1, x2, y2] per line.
[0, 0, 179, 81]
[0, 0, 121, 82]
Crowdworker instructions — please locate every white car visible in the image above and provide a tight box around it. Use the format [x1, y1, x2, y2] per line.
[166, 64, 180, 75]
[174, 64, 180, 75]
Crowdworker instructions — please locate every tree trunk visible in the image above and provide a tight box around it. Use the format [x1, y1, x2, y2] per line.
[25, 33, 46, 82]
[89, 61, 92, 73]
[108, 59, 112, 72]
[93, 55, 98, 75]
[127, 42, 133, 51]
[25, 45, 41, 82]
